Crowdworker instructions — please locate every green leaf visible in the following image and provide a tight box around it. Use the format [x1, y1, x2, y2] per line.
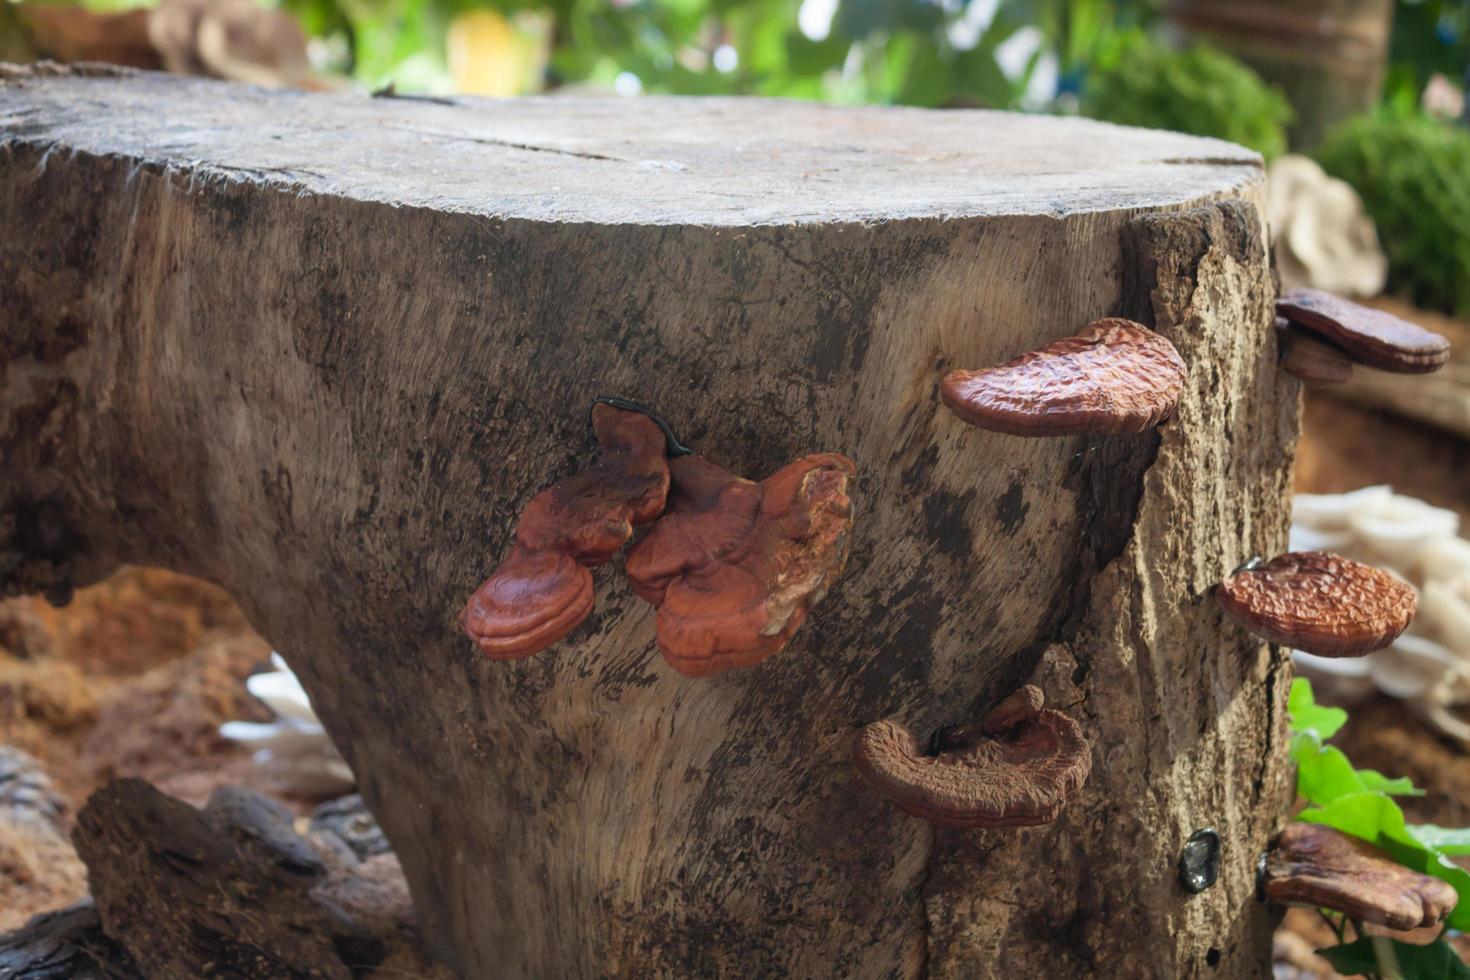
[1317, 936, 1470, 979]
[1300, 793, 1470, 932]
[1288, 677, 1348, 739]
[1290, 733, 1365, 807]
[1358, 769, 1424, 797]
[1410, 825, 1470, 857]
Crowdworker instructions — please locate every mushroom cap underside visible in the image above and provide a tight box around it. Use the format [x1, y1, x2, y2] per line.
[1277, 288, 1450, 374]
[1264, 822, 1458, 931]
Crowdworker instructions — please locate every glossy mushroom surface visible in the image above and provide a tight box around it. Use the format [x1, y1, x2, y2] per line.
[1216, 551, 1416, 657]
[1262, 822, 1458, 930]
[940, 318, 1186, 436]
[1276, 318, 1354, 387]
[853, 685, 1091, 829]
[461, 405, 670, 659]
[1276, 288, 1451, 374]
[625, 452, 855, 677]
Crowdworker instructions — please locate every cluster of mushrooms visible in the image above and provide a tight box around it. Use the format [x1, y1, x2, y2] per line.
[460, 287, 1457, 923]
[459, 399, 855, 678]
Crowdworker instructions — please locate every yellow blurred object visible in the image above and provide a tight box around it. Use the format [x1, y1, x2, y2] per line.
[446, 9, 551, 97]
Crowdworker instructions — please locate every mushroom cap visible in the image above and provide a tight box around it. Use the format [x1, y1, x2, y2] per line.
[940, 318, 1186, 436]
[460, 547, 594, 659]
[852, 687, 1091, 829]
[1216, 551, 1416, 657]
[460, 406, 669, 660]
[1276, 318, 1354, 387]
[1276, 289, 1450, 374]
[1263, 822, 1458, 930]
[625, 452, 856, 677]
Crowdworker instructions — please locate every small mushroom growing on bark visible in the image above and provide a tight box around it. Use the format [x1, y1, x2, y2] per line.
[1260, 822, 1458, 930]
[940, 318, 1186, 436]
[460, 405, 670, 659]
[625, 452, 855, 677]
[852, 685, 1091, 828]
[1276, 288, 1451, 374]
[1276, 317, 1354, 387]
[1216, 552, 1417, 657]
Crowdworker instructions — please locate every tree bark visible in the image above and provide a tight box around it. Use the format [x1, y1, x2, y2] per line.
[0, 64, 1298, 977]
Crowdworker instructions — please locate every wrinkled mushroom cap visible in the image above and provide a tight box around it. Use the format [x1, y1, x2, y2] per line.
[852, 686, 1091, 829]
[460, 406, 670, 660]
[940, 318, 1186, 436]
[1217, 551, 1416, 657]
[625, 452, 855, 677]
[1263, 822, 1458, 930]
[1277, 289, 1450, 374]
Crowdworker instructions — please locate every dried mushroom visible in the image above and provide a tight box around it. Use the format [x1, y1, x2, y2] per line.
[1217, 551, 1416, 658]
[853, 685, 1091, 829]
[1262, 822, 1458, 931]
[941, 318, 1186, 436]
[1276, 289, 1451, 374]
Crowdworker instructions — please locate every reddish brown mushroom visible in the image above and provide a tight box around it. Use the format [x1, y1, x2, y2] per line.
[460, 405, 670, 659]
[1276, 288, 1451, 374]
[624, 452, 855, 678]
[1262, 822, 1458, 930]
[940, 318, 1186, 436]
[852, 685, 1091, 829]
[1216, 551, 1416, 657]
[1276, 317, 1354, 387]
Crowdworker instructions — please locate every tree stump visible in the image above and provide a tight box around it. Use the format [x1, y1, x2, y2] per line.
[0, 64, 1298, 977]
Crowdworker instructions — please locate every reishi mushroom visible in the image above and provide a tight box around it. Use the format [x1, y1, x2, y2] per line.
[852, 684, 1091, 829]
[460, 404, 670, 659]
[625, 451, 856, 677]
[1276, 317, 1354, 387]
[1216, 551, 1417, 657]
[1276, 288, 1451, 374]
[1260, 822, 1458, 930]
[940, 318, 1186, 436]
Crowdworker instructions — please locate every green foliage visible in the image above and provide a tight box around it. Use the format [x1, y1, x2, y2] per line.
[1319, 936, 1470, 980]
[1387, 0, 1470, 109]
[1078, 30, 1292, 159]
[1315, 111, 1470, 319]
[1287, 679, 1470, 976]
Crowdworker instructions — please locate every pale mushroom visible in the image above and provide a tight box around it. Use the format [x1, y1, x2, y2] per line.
[1266, 155, 1387, 299]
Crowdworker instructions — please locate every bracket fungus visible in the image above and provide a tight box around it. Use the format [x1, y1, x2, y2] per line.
[1260, 822, 1458, 931]
[460, 404, 670, 659]
[940, 318, 1186, 436]
[851, 685, 1091, 829]
[1216, 551, 1417, 658]
[1276, 317, 1354, 387]
[625, 452, 855, 677]
[1276, 288, 1451, 374]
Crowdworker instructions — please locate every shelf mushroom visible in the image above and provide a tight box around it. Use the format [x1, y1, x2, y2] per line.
[1275, 317, 1355, 387]
[460, 404, 670, 659]
[1260, 822, 1458, 931]
[1276, 289, 1451, 375]
[940, 318, 1186, 436]
[852, 685, 1091, 828]
[625, 451, 856, 677]
[1216, 551, 1417, 657]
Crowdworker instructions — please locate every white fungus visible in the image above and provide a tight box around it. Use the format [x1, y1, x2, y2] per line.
[220, 652, 356, 797]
